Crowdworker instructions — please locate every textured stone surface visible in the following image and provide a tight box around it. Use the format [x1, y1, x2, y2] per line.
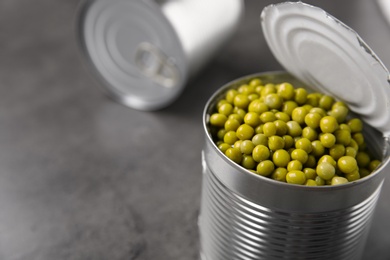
[0, 0, 389, 259]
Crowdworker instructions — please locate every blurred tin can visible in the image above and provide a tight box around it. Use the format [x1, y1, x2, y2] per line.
[199, 2, 390, 260]
[77, 0, 243, 111]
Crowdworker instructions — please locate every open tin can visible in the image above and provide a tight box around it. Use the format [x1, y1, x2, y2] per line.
[199, 2, 390, 260]
[77, 0, 243, 111]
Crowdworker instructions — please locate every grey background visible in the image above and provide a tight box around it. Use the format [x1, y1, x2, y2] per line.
[1, 0, 390, 259]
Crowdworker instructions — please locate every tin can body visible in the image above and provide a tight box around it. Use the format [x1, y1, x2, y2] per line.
[78, 0, 243, 111]
[199, 72, 390, 260]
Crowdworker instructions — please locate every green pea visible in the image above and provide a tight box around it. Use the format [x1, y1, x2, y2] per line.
[320, 133, 336, 148]
[320, 116, 339, 133]
[331, 176, 349, 185]
[217, 129, 227, 140]
[348, 118, 363, 133]
[261, 84, 277, 97]
[236, 124, 254, 140]
[260, 111, 276, 123]
[353, 133, 365, 147]
[244, 112, 261, 127]
[286, 170, 306, 185]
[224, 131, 238, 145]
[252, 145, 270, 162]
[224, 118, 241, 131]
[303, 168, 317, 180]
[337, 156, 358, 174]
[355, 152, 371, 168]
[282, 101, 298, 116]
[310, 107, 327, 117]
[225, 147, 242, 164]
[339, 123, 351, 132]
[305, 179, 318, 186]
[233, 140, 243, 150]
[304, 112, 322, 129]
[291, 149, 309, 164]
[263, 122, 277, 137]
[277, 82, 295, 100]
[248, 100, 269, 114]
[292, 107, 309, 125]
[218, 143, 231, 153]
[286, 121, 302, 137]
[241, 154, 256, 169]
[256, 160, 275, 176]
[218, 103, 234, 116]
[319, 95, 334, 110]
[248, 93, 260, 102]
[318, 155, 337, 167]
[252, 134, 268, 146]
[334, 129, 351, 146]
[249, 78, 262, 87]
[287, 160, 303, 171]
[294, 88, 308, 105]
[345, 170, 360, 182]
[306, 93, 320, 107]
[272, 149, 291, 167]
[311, 140, 325, 157]
[295, 138, 312, 153]
[316, 162, 335, 180]
[345, 147, 357, 158]
[360, 168, 371, 178]
[329, 144, 346, 160]
[272, 167, 288, 182]
[264, 93, 283, 110]
[315, 176, 325, 186]
[228, 114, 243, 124]
[210, 113, 227, 127]
[329, 106, 349, 123]
[225, 89, 238, 103]
[255, 124, 264, 134]
[275, 112, 290, 122]
[274, 120, 288, 136]
[268, 136, 285, 151]
[368, 160, 381, 172]
[304, 155, 317, 168]
[302, 127, 318, 142]
[233, 94, 250, 109]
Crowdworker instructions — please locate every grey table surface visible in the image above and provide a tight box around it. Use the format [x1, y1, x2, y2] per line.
[1, 0, 390, 259]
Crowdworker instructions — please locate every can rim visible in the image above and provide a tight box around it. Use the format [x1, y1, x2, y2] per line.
[203, 71, 389, 190]
[75, 0, 188, 111]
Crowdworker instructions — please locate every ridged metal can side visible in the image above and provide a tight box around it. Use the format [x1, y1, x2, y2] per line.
[199, 72, 390, 260]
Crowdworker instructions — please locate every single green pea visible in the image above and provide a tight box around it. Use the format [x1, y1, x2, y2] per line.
[225, 89, 238, 103]
[236, 124, 255, 140]
[320, 116, 339, 133]
[319, 95, 334, 110]
[291, 149, 309, 164]
[310, 107, 327, 117]
[329, 144, 346, 160]
[261, 84, 277, 97]
[292, 107, 309, 125]
[248, 93, 260, 102]
[277, 82, 295, 100]
[360, 168, 371, 178]
[218, 143, 231, 153]
[316, 162, 336, 180]
[318, 155, 337, 167]
[286, 170, 306, 185]
[210, 113, 227, 127]
[352, 133, 365, 146]
[302, 127, 317, 142]
[216, 129, 226, 141]
[233, 94, 250, 109]
[252, 133, 268, 146]
[264, 93, 283, 110]
[345, 147, 357, 158]
[281, 135, 293, 150]
[268, 135, 285, 151]
[345, 170, 360, 182]
[255, 86, 264, 95]
[275, 112, 290, 122]
[224, 118, 241, 132]
[263, 122, 277, 137]
[303, 168, 317, 180]
[294, 88, 308, 105]
[224, 131, 238, 145]
[244, 112, 261, 128]
[249, 78, 261, 86]
[256, 160, 275, 176]
[304, 112, 322, 129]
[337, 156, 358, 174]
[252, 145, 270, 162]
[286, 121, 302, 137]
[302, 104, 313, 113]
[287, 160, 303, 171]
[272, 167, 288, 182]
[282, 101, 298, 116]
[328, 106, 349, 124]
[240, 140, 255, 155]
[332, 101, 348, 110]
[348, 118, 363, 133]
[225, 147, 242, 164]
[339, 123, 351, 132]
[349, 139, 359, 151]
[233, 107, 246, 119]
[306, 93, 320, 107]
[331, 176, 349, 185]
[233, 140, 243, 150]
[356, 152, 371, 168]
[218, 103, 234, 116]
[334, 129, 351, 146]
[305, 179, 318, 186]
[260, 111, 277, 123]
[274, 120, 288, 136]
[320, 133, 336, 148]
[368, 160, 381, 172]
[304, 155, 317, 168]
[272, 149, 291, 167]
[228, 114, 243, 124]
[248, 100, 269, 114]
[216, 99, 229, 109]
[311, 140, 325, 157]
[315, 176, 325, 186]
[241, 154, 256, 169]
[255, 124, 264, 134]
[237, 84, 250, 94]
[295, 138, 312, 153]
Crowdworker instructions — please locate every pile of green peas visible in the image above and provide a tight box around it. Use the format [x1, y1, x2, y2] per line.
[209, 78, 381, 186]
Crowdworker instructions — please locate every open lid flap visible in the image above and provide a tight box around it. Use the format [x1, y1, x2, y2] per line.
[261, 2, 390, 136]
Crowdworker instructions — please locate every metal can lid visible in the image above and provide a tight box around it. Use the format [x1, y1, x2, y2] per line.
[78, 0, 187, 111]
[261, 2, 390, 136]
